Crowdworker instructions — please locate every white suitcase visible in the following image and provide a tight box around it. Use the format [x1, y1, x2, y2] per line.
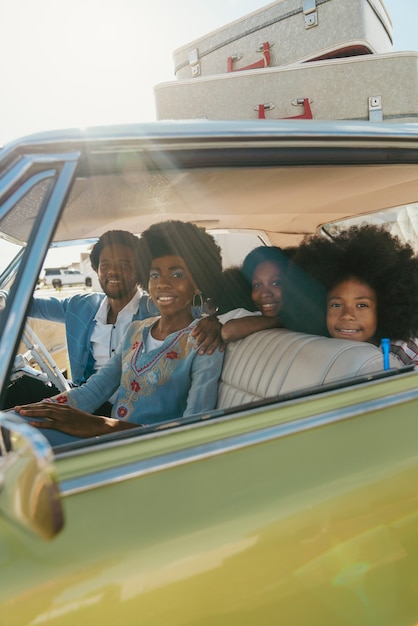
[173, 0, 393, 80]
[154, 52, 418, 124]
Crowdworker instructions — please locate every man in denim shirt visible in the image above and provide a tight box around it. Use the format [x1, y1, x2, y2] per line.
[30, 230, 147, 388]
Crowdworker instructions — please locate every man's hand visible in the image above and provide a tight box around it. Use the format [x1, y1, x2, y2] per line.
[191, 316, 225, 355]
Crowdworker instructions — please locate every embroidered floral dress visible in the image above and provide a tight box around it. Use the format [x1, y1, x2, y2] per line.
[50, 318, 224, 425]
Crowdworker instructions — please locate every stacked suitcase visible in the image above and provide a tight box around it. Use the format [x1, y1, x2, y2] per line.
[154, 0, 418, 124]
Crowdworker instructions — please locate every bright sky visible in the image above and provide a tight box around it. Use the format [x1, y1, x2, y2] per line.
[0, 0, 417, 147]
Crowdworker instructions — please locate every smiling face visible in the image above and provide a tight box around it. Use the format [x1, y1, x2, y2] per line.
[327, 277, 378, 343]
[251, 261, 283, 317]
[97, 244, 139, 303]
[148, 255, 197, 324]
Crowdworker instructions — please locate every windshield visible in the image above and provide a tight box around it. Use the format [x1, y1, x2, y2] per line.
[0, 237, 23, 287]
[0, 238, 22, 269]
[0, 172, 56, 292]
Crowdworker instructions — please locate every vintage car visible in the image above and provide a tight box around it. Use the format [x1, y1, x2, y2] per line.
[0, 119, 418, 625]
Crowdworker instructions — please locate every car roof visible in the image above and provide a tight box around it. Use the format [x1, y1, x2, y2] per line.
[1, 119, 418, 248]
[2, 118, 418, 148]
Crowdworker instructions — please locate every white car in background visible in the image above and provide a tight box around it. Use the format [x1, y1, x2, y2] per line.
[42, 267, 92, 289]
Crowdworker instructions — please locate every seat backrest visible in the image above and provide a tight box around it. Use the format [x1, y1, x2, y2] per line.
[217, 329, 400, 409]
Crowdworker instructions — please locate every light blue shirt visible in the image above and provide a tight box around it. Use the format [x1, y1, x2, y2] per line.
[53, 318, 225, 426]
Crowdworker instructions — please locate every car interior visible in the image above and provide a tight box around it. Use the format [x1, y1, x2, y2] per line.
[1, 126, 417, 451]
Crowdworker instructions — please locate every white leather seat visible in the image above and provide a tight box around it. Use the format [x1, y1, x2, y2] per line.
[217, 329, 400, 409]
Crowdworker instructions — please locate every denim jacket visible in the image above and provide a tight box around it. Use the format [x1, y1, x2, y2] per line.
[29, 291, 150, 385]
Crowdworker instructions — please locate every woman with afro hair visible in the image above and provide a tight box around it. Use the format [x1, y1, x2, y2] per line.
[219, 246, 291, 342]
[287, 224, 418, 365]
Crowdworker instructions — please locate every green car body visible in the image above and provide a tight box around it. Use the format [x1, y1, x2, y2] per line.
[1, 120, 418, 625]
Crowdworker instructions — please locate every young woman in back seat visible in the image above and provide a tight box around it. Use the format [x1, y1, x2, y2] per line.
[219, 246, 292, 342]
[290, 224, 418, 365]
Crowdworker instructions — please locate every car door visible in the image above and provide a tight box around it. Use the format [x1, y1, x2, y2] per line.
[1, 122, 418, 626]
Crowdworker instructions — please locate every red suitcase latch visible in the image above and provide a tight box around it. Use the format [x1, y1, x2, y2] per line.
[228, 42, 271, 72]
[257, 98, 313, 120]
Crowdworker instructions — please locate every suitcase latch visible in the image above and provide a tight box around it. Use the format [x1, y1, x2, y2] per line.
[255, 98, 313, 120]
[303, 0, 318, 29]
[189, 48, 201, 77]
[369, 96, 383, 122]
[228, 43, 271, 72]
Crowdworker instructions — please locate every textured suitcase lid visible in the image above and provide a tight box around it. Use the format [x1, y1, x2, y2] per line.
[173, 0, 393, 68]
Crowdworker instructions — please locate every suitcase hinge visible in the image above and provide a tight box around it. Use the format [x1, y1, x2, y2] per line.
[188, 48, 201, 77]
[303, 0, 318, 29]
[256, 98, 313, 120]
[368, 96, 383, 122]
[228, 42, 271, 72]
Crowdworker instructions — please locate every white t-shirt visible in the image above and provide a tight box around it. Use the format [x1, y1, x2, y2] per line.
[218, 308, 261, 324]
[91, 288, 142, 402]
[145, 331, 163, 353]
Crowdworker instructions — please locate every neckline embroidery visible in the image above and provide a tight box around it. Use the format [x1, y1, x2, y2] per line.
[130, 323, 194, 376]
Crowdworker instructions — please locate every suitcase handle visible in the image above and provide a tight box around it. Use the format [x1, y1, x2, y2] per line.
[228, 42, 271, 72]
[257, 98, 313, 120]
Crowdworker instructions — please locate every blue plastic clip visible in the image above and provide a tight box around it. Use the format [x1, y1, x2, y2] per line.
[381, 338, 390, 370]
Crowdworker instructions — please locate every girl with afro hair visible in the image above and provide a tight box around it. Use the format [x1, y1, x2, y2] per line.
[288, 224, 418, 365]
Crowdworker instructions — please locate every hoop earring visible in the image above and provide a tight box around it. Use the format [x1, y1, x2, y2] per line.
[146, 295, 159, 316]
[192, 291, 204, 317]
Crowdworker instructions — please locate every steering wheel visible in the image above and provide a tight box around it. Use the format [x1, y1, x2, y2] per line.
[0, 290, 70, 393]
[17, 324, 70, 393]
